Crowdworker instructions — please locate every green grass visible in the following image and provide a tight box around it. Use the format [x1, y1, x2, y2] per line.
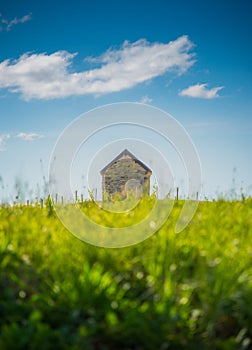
[0, 199, 252, 349]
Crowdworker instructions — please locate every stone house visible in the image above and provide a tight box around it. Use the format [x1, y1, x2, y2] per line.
[100, 149, 152, 200]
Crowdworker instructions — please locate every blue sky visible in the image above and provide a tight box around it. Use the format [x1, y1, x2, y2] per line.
[0, 0, 252, 201]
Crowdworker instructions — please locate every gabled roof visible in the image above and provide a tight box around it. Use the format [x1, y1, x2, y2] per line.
[100, 149, 152, 175]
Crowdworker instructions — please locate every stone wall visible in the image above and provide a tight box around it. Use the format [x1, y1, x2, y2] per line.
[102, 155, 151, 200]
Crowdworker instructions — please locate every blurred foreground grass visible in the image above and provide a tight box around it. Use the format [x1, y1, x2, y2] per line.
[0, 199, 252, 349]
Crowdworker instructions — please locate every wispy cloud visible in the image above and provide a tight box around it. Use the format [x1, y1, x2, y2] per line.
[0, 134, 10, 151]
[0, 13, 32, 32]
[179, 83, 223, 99]
[0, 36, 196, 100]
[138, 96, 153, 104]
[16, 132, 44, 141]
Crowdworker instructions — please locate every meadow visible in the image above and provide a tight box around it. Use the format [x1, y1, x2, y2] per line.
[0, 198, 252, 349]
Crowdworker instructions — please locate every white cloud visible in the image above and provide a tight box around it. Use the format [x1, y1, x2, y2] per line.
[0, 36, 196, 100]
[0, 134, 10, 151]
[139, 96, 153, 104]
[179, 83, 223, 99]
[16, 132, 44, 141]
[0, 13, 32, 31]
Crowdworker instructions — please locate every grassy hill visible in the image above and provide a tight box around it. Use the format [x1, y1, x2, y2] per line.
[0, 199, 252, 349]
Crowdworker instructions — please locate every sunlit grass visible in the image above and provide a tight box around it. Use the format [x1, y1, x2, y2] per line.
[0, 198, 252, 349]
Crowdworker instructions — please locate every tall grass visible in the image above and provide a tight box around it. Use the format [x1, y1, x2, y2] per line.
[0, 198, 252, 349]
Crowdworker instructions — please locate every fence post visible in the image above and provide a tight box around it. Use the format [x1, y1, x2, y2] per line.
[40, 198, 43, 208]
[75, 190, 78, 202]
[176, 187, 179, 201]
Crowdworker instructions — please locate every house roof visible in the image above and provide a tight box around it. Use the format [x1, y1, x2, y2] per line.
[100, 149, 152, 175]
